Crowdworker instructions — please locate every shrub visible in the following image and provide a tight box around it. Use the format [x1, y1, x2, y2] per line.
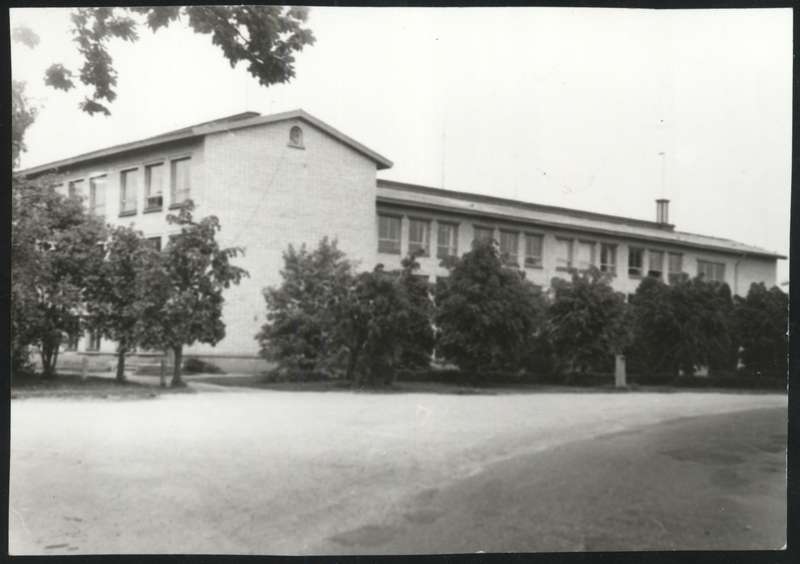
[183, 357, 225, 374]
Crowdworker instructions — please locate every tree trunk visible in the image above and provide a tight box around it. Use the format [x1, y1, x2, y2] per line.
[171, 345, 184, 387]
[116, 346, 127, 383]
[40, 339, 58, 379]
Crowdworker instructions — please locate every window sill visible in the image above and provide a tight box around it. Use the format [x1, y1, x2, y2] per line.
[378, 249, 401, 255]
[169, 202, 189, 210]
[524, 263, 543, 269]
[143, 206, 163, 214]
[556, 266, 572, 272]
[118, 210, 137, 218]
[287, 143, 305, 150]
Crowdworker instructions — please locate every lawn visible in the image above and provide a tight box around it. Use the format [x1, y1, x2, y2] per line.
[10, 372, 194, 400]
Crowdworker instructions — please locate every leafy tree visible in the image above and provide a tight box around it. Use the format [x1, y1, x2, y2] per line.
[140, 202, 247, 386]
[434, 239, 544, 378]
[393, 252, 436, 369]
[734, 283, 788, 379]
[11, 179, 107, 378]
[546, 267, 628, 379]
[84, 226, 160, 382]
[40, 6, 316, 115]
[630, 275, 736, 378]
[256, 237, 354, 377]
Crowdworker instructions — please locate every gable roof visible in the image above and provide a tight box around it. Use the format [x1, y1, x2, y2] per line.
[376, 179, 786, 260]
[17, 109, 393, 176]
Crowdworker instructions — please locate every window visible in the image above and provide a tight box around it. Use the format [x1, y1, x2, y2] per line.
[68, 179, 85, 198]
[437, 222, 458, 259]
[668, 253, 684, 284]
[120, 168, 139, 215]
[145, 163, 164, 211]
[378, 215, 401, 254]
[65, 333, 79, 352]
[628, 247, 644, 277]
[408, 219, 431, 256]
[600, 243, 617, 275]
[86, 331, 101, 352]
[648, 250, 664, 279]
[89, 175, 107, 217]
[289, 125, 304, 148]
[555, 238, 573, 270]
[170, 157, 191, 206]
[473, 225, 494, 243]
[524, 234, 543, 268]
[145, 236, 162, 252]
[499, 231, 519, 265]
[697, 259, 725, 282]
[576, 240, 595, 270]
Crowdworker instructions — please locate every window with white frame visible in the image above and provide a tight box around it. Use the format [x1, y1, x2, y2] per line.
[668, 252, 684, 284]
[648, 250, 664, 279]
[145, 163, 164, 211]
[600, 243, 617, 275]
[473, 225, 494, 244]
[437, 222, 458, 259]
[555, 237, 574, 270]
[378, 214, 401, 254]
[697, 259, 725, 282]
[120, 168, 139, 215]
[86, 331, 101, 352]
[408, 218, 431, 256]
[576, 240, 595, 270]
[499, 230, 519, 266]
[89, 175, 107, 217]
[524, 233, 543, 268]
[628, 247, 644, 277]
[170, 157, 191, 206]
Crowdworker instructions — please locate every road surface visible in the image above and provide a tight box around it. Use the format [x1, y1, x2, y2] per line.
[9, 389, 787, 554]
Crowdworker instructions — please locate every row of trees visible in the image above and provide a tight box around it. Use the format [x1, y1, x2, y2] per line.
[259, 238, 788, 385]
[11, 177, 247, 386]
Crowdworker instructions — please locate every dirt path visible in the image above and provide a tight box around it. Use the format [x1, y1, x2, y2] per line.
[9, 390, 787, 554]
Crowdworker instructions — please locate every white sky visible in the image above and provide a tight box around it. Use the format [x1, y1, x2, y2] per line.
[10, 7, 792, 283]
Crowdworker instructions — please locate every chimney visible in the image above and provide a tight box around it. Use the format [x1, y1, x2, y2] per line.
[656, 198, 670, 225]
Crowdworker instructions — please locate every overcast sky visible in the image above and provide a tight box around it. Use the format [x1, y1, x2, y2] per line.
[11, 7, 791, 283]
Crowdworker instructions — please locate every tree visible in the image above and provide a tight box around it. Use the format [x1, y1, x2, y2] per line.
[140, 201, 248, 386]
[84, 225, 160, 382]
[256, 237, 354, 377]
[11, 179, 107, 378]
[392, 251, 436, 369]
[39, 6, 315, 115]
[434, 239, 544, 378]
[734, 282, 788, 379]
[546, 267, 628, 379]
[630, 275, 736, 378]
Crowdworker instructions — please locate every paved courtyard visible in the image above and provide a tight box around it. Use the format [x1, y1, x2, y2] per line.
[9, 387, 787, 554]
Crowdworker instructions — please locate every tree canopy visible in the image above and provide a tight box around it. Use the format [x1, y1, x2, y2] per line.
[38, 6, 316, 115]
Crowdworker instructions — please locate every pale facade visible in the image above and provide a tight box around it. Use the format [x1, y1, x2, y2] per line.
[19, 110, 784, 373]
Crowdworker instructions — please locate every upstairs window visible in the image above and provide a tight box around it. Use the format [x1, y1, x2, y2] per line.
[648, 250, 664, 279]
[68, 179, 85, 198]
[437, 222, 458, 259]
[600, 243, 617, 275]
[473, 225, 494, 244]
[668, 253, 685, 284]
[555, 237, 573, 270]
[170, 157, 191, 206]
[524, 233, 543, 268]
[89, 175, 107, 218]
[120, 168, 139, 215]
[576, 240, 595, 270]
[499, 230, 519, 266]
[628, 247, 644, 277]
[408, 219, 431, 256]
[145, 163, 164, 211]
[697, 259, 725, 282]
[378, 215, 401, 254]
